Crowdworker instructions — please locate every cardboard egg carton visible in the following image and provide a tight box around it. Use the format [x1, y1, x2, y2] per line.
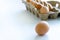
[23, 0, 60, 20]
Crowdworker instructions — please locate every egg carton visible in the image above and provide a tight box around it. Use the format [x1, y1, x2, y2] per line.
[23, 1, 60, 20]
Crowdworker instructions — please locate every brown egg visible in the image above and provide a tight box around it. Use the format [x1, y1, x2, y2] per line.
[35, 21, 49, 36]
[26, 0, 31, 2]
[40, 6, 49, 14]
[30, 1, 42, 9]
[47, 3, 53, 11]
[35, 3, 42, 9]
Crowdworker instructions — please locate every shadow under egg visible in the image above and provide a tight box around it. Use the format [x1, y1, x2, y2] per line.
[34, 35, 49, 40]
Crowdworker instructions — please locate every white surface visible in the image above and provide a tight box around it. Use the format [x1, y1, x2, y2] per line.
[0, 0, 60, 40]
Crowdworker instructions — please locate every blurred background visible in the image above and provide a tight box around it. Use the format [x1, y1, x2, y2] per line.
[0, 0, 60, 40]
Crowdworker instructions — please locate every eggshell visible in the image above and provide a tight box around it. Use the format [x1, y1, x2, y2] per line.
[40, 6, 49, 14]
[26, 0, 31, 2]
[35, 3, 42, 9]
[30, 1, 42, 9]
[35, 21, 49, 36]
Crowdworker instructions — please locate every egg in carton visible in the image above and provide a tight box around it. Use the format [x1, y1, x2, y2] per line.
[23, 0, 60, 20]
[33, 1, 59, 20]
[39, 1, 60, 20]
[25, 0, 41, 17]
[47, 1, 60, 19]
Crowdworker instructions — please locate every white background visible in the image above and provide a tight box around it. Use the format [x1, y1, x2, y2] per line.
[0, 0, 60, 40]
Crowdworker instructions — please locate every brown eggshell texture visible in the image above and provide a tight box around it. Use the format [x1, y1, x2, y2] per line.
[40, 6, 49, 14]
[30, 1, 42, 9]
[26, 0, 31, 2]
[35, 21, 49, 36]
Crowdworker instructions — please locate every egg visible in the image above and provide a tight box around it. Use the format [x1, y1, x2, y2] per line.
[26, 0, 31, 2]
[35, 3, 42, 9]
[30, 1, 42, 9]
[35, 21, 49, 36]
[40, 6, 49, 14]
